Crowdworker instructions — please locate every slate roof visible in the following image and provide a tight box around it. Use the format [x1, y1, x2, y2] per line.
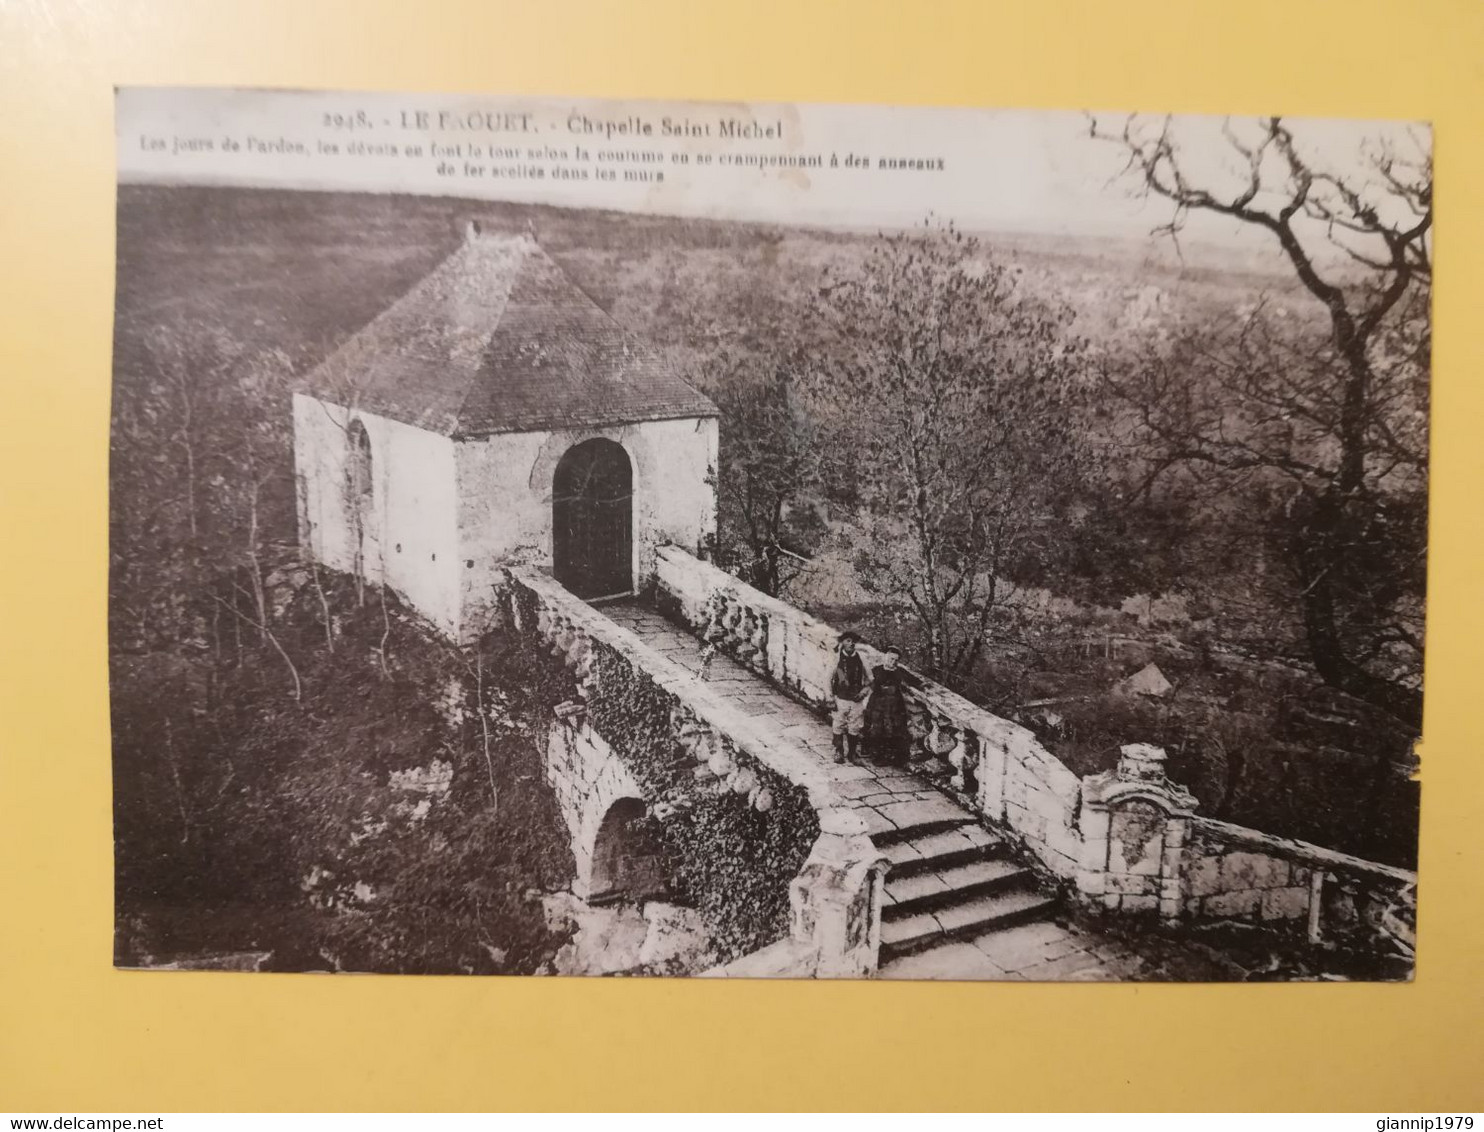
[304, 227, 717, 437]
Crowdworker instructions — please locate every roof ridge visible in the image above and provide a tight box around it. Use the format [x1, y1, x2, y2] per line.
[447, 232, 529, 435]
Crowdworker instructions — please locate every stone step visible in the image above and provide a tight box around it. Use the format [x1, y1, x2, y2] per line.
[883, 858, 1031, 918]
[868, 816, 974, 848]
[879, 887, 1056, 963]
[879, 824, 1003, 876]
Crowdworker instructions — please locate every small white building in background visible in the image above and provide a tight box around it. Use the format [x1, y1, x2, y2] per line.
[1115, 662, 1174, 699]
[293, 223, 720, 642]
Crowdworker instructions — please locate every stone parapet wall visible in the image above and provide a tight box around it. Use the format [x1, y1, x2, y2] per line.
[959, 697, 1084, 880]
[503, 566, 885, 974]
[1186, 818, 1416, 946]
[521, 563, 829, 803]
[655, 544, 844, 707]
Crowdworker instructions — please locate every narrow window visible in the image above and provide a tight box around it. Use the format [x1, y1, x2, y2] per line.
[347, 418, 374, 507]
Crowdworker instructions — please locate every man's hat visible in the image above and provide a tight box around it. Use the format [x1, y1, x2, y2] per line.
[838, 631, 860, 644]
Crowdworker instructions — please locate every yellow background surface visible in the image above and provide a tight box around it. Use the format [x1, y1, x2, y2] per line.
[2, 0, 1482, 1112]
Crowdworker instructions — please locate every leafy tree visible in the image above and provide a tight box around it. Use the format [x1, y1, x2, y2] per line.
[805, 221, 1088, 685]
[1092, 115, 1430, 725]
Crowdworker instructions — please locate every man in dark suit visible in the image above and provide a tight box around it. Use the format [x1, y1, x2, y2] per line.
[830, 631, 871, 764]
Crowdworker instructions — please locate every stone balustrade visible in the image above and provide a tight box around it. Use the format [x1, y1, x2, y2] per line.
[652, 544, 1419, 952]
[1078, 743, 1418, 950]
[1183, 816, 1417, 949]
[504, 566, 887, 976]
[655, 545, 1085, 879]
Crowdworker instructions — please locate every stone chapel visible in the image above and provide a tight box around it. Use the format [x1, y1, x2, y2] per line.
[293, 223, 720, 641]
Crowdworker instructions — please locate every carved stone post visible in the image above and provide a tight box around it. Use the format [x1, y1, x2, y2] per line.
[1078, 743, 1197, 921]
[788, 808, 889, 978]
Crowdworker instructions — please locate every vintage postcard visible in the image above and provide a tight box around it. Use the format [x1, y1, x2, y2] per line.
[110, 88, 1427, 979]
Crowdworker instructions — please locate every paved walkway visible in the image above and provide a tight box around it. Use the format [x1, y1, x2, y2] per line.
[601, 600, 967, 833]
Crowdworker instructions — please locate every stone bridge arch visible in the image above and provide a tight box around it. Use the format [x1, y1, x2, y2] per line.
[546, 714, 670, 903]
[588, 796, 667, 904]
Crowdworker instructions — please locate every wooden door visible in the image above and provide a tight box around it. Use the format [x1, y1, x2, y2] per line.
[552, 438, 633, 599]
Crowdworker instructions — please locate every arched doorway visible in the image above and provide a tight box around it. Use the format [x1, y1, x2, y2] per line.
[553, 438, 633, 599]
[588, 797, 667, 904]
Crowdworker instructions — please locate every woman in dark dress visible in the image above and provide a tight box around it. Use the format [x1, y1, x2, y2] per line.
[863, 645, 912, 767]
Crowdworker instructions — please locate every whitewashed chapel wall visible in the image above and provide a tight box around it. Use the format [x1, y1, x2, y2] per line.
[293, 394, 463, 636]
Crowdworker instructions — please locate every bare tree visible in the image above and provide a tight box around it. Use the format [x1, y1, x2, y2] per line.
[1092, 115, 1430, 725]
[296, 472, 336, 654]
[807, 221, 1087, 685]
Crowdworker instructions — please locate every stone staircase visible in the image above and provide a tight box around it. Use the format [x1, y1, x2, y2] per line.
[875, 813, 1056, 970]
